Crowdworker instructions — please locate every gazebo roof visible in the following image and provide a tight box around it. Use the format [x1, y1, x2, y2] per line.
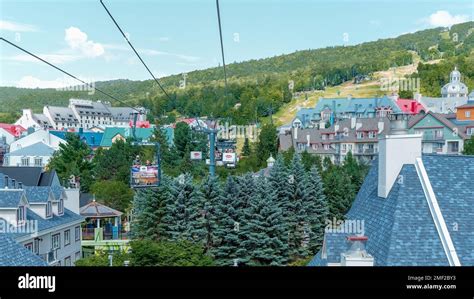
[79, 200, 123, 218]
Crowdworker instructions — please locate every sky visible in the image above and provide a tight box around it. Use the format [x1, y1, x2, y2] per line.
[0, 0, 473, 88]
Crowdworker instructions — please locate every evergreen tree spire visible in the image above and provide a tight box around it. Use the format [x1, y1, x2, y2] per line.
[163, 174, 206, 243]
[304, 165, 329, 253]
[239, 176, 289, 266]
[201, 175, 224, 251]
[212, 175, 243, 266]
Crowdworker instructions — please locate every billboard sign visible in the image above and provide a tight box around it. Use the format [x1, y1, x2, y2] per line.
[222, 152, 236, 163]
[190, 151, 202, 160]
[131, 165, 159, 187]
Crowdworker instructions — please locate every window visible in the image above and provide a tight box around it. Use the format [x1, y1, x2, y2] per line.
[467, 128, 474, 136]
[58, 199, 64, 215]
[52, 233, 61, 249]
[65, 256, 71, 267]
[75, 226, 81, 241]
[21, 157, 29, 166]
[75, 251, 81, 261]
[356, 132, 363, 139]
[466, 111, 471, 118]
[34, 238, 40, 255]
[64, 229, 70, 246]
[17, 206, 26, 224]
[34, 157, 43, 167]
[46, 201, 52, 218]
[324, 144, 330, 150]
[25, 242, 33, 252]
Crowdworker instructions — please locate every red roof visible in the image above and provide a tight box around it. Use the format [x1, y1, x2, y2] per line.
[396, 99, 425, 115]
[0, 123, 26, 137]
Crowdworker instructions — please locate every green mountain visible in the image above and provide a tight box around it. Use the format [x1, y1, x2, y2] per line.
[0, 22, 472, 124]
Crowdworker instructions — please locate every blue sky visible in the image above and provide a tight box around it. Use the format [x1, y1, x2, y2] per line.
[1, 0, 473, 88]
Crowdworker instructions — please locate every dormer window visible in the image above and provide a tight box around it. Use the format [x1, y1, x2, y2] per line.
[58, 199, 64, 215]
[17, 205, 26, 224]
[46, 201, 52, 218]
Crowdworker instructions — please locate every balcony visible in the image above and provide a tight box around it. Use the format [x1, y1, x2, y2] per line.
[82, 227, 129, 241]
[422, 133, 445, 143]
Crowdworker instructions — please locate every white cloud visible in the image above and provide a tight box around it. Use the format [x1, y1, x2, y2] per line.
[424, 10, 470, 27]
[0, 20, 38, 32]
[64, 27, 104, 57]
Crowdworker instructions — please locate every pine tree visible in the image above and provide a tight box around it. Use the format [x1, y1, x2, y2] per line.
[323, 167, 355, 220]
[133, 175, 173, 241]
[212, 176, 243, 266]
[242, 137, 251, 156]
[200, 175, 223, 251]
[239, 177, 289, 266]
[287, 153, 308, 259]
[163, 174, 206, 243]
[267, 155, 292, 239]
[179, 144, 193, 174]
[304, 165, 329, 253]
[235, 173, 257, 210]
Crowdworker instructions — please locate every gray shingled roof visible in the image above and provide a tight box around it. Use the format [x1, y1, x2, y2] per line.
[0, 234, 47, 266]
[0, 190, 25, 208]
[46, 106, 79, 123]
[23, 186, 54, 203]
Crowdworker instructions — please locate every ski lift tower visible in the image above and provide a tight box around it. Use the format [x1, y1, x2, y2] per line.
[194, 118, 220, 177]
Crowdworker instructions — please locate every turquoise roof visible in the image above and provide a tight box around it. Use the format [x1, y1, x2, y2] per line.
[100, 127, 155, 147]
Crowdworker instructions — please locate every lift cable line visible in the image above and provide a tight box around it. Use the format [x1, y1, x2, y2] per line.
[216, 0, 228, 91]
[100, 0, 173, 103]
[0, 37, 141, 113]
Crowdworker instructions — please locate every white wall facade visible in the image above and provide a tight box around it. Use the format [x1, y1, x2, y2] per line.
[9, 130, 66, 152]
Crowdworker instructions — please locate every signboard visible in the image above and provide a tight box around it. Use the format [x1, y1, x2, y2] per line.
[222, 152, 236, 163]
[190, 151, 202, 160]
[131, 165, 159, 187]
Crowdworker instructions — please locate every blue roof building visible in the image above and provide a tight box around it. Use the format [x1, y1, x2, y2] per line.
[50, 130, 104, 148]
[0, 169, 84, 266]
[293, 96, 401, 128]
[309, 116, 474, 266]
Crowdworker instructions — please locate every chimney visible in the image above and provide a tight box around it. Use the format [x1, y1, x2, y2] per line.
[350, 117, 356, 129]
[293, 127, 298, 140]
[341, 236, 374, 266]
[306, 134, 310, 147]
[378, 113, 422, 198]
[377, 118, 385, 134]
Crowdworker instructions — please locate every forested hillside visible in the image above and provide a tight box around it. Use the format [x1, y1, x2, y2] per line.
[0, 22, 472, 124]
